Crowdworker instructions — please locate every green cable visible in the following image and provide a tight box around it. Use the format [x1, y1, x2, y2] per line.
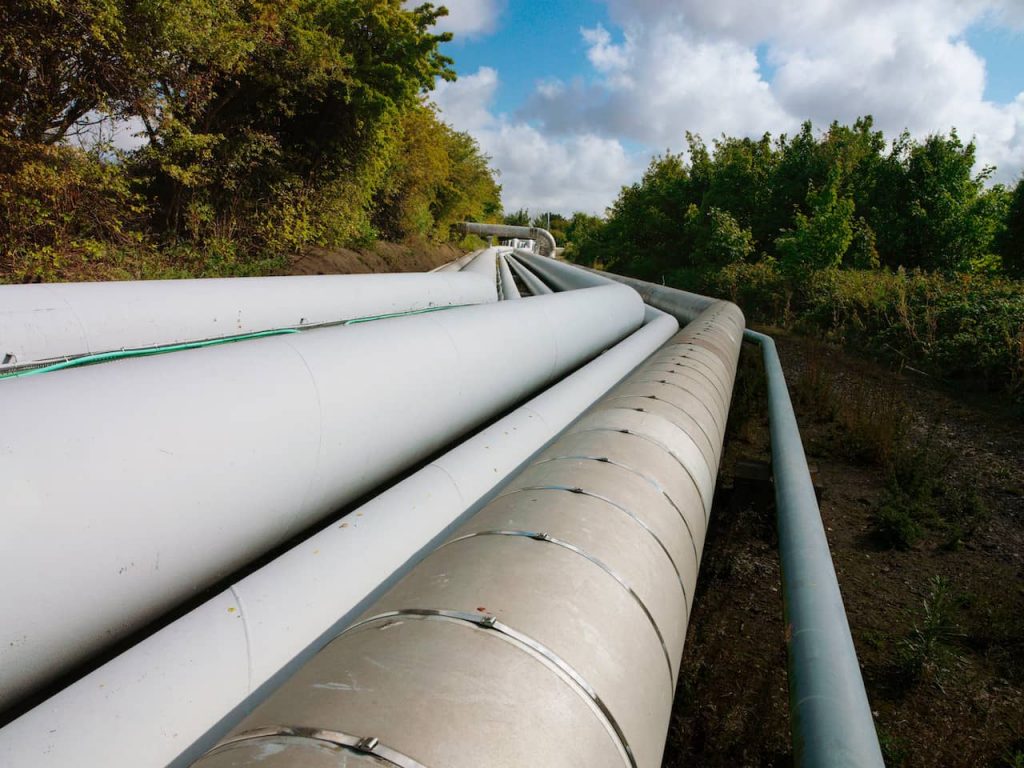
[1, 302, 470, 380]
[341, 303, 469, 325]
[0, 328, 301, 380]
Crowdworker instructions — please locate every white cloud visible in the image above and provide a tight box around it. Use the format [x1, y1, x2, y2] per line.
[434, 1, 1024, 215]
[525, 23, 789, 146]
[432, 67, 643, 214]
[431, 0, 505, 39]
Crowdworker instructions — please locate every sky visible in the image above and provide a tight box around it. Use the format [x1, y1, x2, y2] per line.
[427, 0, 1024, 215]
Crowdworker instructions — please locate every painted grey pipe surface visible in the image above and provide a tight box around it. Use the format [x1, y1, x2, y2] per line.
[513, 248, 610, 290]
[0, 284, 644, 713]
[0, 272, 494, 370]
[0, 308, 680, 768]
[522, 251, 882, 766]
[190, 301, 744, 768]
[497, 254, 522, 299]
[506, 252, 554, 295]
[457, 222, 557, 257]
[512, 251, 714, 324]
[434, 250, 480, 272]
[580, 267, 715, 324]
[745, 331, 885, 768]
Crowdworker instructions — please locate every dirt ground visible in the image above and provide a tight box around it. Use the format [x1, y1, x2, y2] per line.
[283, 241, 463, 275]
[664, 329, 1024, 767]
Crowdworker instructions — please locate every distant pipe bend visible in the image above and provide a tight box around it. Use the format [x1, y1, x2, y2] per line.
[456, 222, 557, 257]
[190, 301, 745, 768]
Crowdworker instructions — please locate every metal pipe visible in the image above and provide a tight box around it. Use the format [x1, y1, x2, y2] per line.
[744, 331, 885, 768]
[512, 248, 611, 289]
[0, 284, 644, 713]
[0, 310, 680, 768]
[512, 252, 714, 324]
[434, 250, 480, 272]
[497, 254, 522, 299]
[456, 222, 557, 257]
[189, 302, 744, 768]
[516, 253, 883, 767]
[579, 268, 715, 324]
[0, 272, 495, 371]
[506, 253, 553, 296]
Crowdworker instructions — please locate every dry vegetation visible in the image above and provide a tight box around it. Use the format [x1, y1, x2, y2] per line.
[664, 332, 1024, 767]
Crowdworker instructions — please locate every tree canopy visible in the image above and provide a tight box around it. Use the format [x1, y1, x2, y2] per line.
[1, 0, 502, 280]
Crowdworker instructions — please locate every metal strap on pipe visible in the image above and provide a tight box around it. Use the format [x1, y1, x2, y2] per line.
[532, 455, 704, 568]
[205, 727, 426, 768]
[338, 610, 637, 768]
[498, 485, 689, 609]
[439, 530, 674, 691]
[567, 424, 712, 517]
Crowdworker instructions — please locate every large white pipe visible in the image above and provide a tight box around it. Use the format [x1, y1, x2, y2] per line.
[0, 284, 644, 713]
[0, 272, 495, 371]
[0, 306, 677, 768]
[434, 250, 480, 272]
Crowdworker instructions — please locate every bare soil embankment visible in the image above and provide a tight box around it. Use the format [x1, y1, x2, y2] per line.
[284, 241, 463, 275]
[663, 331, 1024, 767]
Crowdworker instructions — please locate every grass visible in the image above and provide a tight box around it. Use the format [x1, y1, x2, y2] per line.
[896, 575, 964, 687]
[789, 353, 989, 550]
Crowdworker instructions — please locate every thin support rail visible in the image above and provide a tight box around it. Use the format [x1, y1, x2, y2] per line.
[745, 330, 884, 768]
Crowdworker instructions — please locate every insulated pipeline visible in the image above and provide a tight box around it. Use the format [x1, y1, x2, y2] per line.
[190, 301, 745, 768]
[0, 308, 680, 768]
[0, 284, 644, 714]
[523, 254, 885, 768]
[0, 271, 495, 371]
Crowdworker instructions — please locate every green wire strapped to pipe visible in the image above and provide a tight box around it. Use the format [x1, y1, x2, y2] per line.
[0, 329, 302, 380]
[0, 303, 469, 381]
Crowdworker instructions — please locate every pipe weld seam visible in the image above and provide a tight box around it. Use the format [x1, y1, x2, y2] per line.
[625, 377, 726, 436]
[498, 485, 689, 614]
[578, 412, 715, 514]
[650, 350, 731, 391]
[531, 454, 702, 568]
[648, 358, 730, 396]
[638, 365, 730, 412]
[440, 529, 675, 684]
[338, 609, 637, 768]
[604, 395, 718, 460]
[203, 726, 427, 767]
[567, 427, 711, 523]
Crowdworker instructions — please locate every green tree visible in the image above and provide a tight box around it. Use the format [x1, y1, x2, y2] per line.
[775, 175, 855, 278]
[685, 205, 755, 267]
[998, 177, 1024, 276]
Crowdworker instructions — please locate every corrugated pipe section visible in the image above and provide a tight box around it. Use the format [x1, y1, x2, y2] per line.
[191, 300, 745, 768]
